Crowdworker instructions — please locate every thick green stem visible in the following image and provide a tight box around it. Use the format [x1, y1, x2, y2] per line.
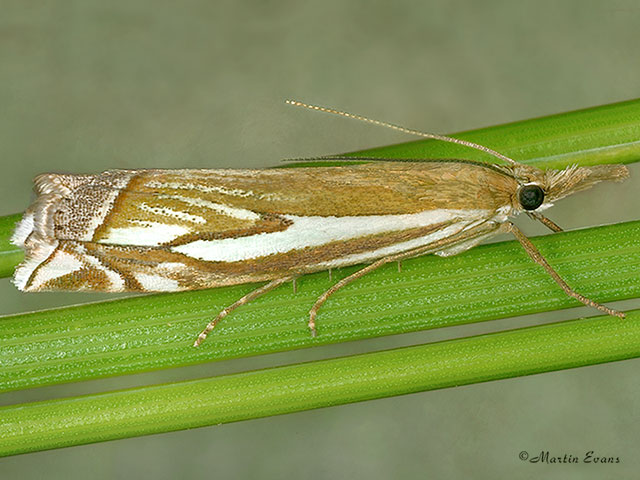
[1, 220, 638, 392]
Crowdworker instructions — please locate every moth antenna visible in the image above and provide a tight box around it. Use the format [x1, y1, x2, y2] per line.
[282, 155, 382, 163]
[285, 99, 520, 167]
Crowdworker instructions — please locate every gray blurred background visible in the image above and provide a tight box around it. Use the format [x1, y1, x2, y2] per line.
[1, 1, 639, 478]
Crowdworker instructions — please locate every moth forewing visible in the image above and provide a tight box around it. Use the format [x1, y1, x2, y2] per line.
[12, 102, 630, 346]
[12, 162, 513, 292]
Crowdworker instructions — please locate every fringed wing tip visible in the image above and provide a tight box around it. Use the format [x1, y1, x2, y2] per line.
[11, 207, 60, 292]
[10, 212, 34, 249]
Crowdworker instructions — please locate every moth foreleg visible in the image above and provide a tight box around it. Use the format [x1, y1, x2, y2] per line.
[527, 211, 564, 233]
[506, 222, 625, 319]
[193, 276, 296, 347]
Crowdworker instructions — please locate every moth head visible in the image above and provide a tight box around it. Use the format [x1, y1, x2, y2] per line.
[511, 163, 629, 212]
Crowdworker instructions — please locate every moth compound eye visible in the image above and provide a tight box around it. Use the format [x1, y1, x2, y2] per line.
[518, 184, 544, 210]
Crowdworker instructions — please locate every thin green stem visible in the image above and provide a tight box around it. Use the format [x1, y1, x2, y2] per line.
[345, 98, 640, 169]
[2, 309, 639, 457]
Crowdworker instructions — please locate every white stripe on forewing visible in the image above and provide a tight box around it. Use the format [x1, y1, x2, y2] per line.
[169, 195, 261, 221]
[138, 203, 207, 224]
[134, 272, 180, 291]
[100, 223, 191, 246]
[170, 209, 490, 262]
[26, 249, 84, 290]
[317, 221, 489, 267]
[317, 225, 463, 267]
[100, 198, 261, 246]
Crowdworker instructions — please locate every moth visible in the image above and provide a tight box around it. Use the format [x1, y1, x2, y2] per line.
[12, 101, 629, 347]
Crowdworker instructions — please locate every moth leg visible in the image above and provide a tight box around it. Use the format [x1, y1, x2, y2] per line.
[506, 222, 625, 319]
[308, 258, 393, 337]
[527, 211, 564, 233]
[308, 221, 504, 336]
[193, 276, 295, 347]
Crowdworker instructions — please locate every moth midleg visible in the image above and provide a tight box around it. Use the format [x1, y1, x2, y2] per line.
[506, 222, 625, 318]
[193, 276, 296, 347]
[308, 221, 503, 336]
[308, 258, 391, 337]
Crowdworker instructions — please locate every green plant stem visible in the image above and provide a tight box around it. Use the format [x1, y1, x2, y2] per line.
[1, 220, 638, 392]
[2, 309, 639, 457]
[346, 98, 640, 169]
